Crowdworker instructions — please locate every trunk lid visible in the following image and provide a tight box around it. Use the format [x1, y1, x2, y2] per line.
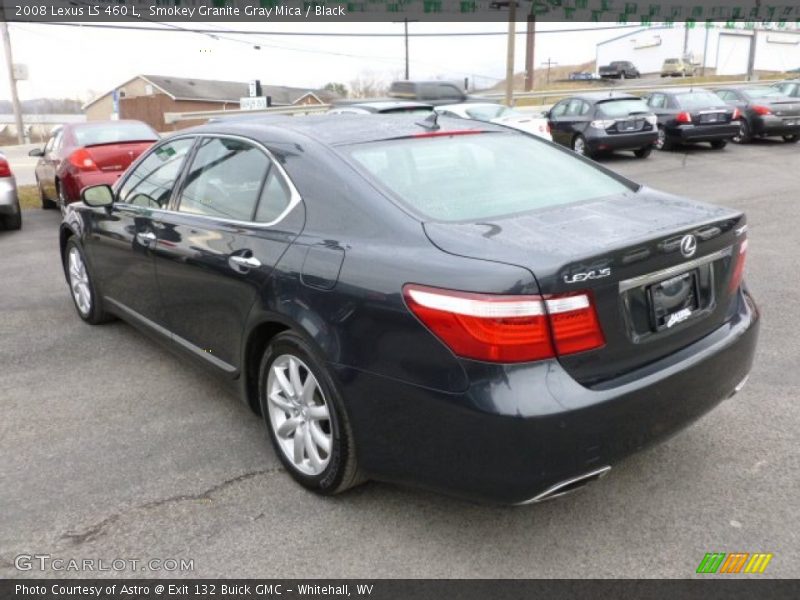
[763, 97, 800, 117]
[84, 141, 155, 174]
[423, 187, 745, 385]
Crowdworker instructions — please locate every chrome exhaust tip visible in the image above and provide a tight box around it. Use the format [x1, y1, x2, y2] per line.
[728, 375, 750, 398]
[518, 465, 611, 505]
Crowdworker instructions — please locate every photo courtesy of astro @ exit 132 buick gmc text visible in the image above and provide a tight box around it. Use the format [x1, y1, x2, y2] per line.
[0, 0, 798, 598]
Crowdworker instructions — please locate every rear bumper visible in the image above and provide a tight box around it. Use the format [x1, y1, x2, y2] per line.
[751, 115, 800, 136]
[588, 130, 658, 152]
[336, 288, 759, 504]
[669, 123, 739, 142]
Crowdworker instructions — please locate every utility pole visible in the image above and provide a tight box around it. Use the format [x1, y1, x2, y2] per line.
[524, 13, 536, 92]
[393, 18, 417, 80]
[1, 20, 25, 144]
[504, 0, 516, 106]
[701, 24, 710, 76]
[541, 58, 558, 85]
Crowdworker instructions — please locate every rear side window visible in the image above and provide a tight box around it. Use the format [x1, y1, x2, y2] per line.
[343, 132, 631, 222]
[255, 169, 292, 223]
[596, 99, 650, 117]
[118, 138, 194, 208]
[74, 122, 158, 147]
[177, 137, 270, 222]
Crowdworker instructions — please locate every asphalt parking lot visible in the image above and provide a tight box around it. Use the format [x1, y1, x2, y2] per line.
[1, 140, 798, 579]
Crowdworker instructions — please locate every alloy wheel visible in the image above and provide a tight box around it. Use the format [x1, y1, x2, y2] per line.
[267, 354, 332, 476]
[655, 128, 666, 150]
[573, 137, 586, 156]
[68, 247, 92, 316]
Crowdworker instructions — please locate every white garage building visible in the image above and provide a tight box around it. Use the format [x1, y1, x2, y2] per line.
[596, 24, 800, 76]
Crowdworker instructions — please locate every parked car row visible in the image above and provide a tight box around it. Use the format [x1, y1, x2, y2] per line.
[544, 84, 800, 159]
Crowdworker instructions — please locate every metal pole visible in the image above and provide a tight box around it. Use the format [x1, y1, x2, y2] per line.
[504, 1, 516, 106]
[403, 18, 409, 80]
[702, 24, 710, 76]
[1, 20, 25, 144]
[524, 14, 535, 92]
[746, 29, 757, 81]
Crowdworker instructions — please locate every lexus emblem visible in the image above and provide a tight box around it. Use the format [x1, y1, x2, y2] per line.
[680, 234, 697, 258]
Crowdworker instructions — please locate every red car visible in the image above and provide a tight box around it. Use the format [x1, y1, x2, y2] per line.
[30, 120, 159, 210]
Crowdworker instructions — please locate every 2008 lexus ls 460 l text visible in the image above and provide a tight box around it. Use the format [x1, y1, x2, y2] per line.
[59, 115, 759, 504]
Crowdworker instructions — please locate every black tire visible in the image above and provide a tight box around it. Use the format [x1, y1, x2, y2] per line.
[63, 238, 113, 325]
[4, 212, 22, 230]
[710, 140, 728, 150]
[654, 126, 673, 151]
[39, 178, 57, 210]
[634, 145, 653, 159]
[572, 134, 592, 158]
[733, 120, 752, 144]
[258, 331, 364, 495]
[782, 134, 799, 143]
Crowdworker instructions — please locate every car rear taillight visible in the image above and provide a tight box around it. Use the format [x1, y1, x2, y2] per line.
[732, 108, 742, 120]
[545, 293, 606, 356]
[752, 105, 772, 116]
[403, 285, 605, 363]
[729, 238, 748, 292]
[676, 111, 693, 123]
[0, 157, 11, 178]
[68, 148, 98, 171]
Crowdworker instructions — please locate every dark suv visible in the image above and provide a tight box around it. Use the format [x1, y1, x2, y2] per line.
[598, 61, 640, 79]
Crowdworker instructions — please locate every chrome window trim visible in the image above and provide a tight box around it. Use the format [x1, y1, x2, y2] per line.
[114, 132, 302, 230]
[618, 246, 733, 293]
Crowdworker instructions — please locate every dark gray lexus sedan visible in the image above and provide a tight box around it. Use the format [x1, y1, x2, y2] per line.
[59, 115, 758, 504]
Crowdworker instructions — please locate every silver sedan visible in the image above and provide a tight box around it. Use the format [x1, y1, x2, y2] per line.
[0, 152, 22, 230]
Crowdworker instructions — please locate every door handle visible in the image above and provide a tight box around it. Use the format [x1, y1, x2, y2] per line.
[136, 231, 156, 245]
[229, 255, 262, 270]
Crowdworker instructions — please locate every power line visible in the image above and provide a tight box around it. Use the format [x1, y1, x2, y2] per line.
[30, 21, 644, 37]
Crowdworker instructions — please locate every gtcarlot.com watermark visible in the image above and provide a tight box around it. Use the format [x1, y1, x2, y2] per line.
[14, 553, 194, 573]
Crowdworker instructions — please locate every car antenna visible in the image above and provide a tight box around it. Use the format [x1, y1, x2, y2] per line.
[416, 111, 440, 131]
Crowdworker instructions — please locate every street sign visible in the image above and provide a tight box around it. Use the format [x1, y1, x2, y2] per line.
[12, 64, 28, 81]
[240, 96, 268, 111]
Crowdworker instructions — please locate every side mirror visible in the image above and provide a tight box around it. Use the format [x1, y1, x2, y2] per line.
[28, 148, 44, 157]
[82, 185, 114, 208]
[543, 110, 551, 119]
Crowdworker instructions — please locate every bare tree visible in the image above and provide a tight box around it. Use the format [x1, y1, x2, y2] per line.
[348, 71, 388, 99]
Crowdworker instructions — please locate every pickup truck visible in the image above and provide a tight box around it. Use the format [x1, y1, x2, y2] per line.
[386, 80, 477, 106]
[598, 61, 640, 80]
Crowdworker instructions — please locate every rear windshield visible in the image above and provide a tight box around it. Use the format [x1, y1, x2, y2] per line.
[343, 132, 632, 222]
[74, 122, 158, 147]
[774, 82, 799, 95]
[676, 92, 727, 109]
[596, 99, 650, 117]
[742, 87, 784, 99]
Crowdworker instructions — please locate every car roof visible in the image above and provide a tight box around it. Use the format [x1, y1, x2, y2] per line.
[657, 87, 712, 95]
[187, 114, 506, 147]
[347, 101, 433, 112]
[570, 92, 640, 102]
[436, 102, 501, 111]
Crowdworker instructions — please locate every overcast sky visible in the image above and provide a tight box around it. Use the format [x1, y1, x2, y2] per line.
[1, 21, 634, 102]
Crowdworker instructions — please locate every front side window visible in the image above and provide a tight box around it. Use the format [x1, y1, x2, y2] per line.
[344, 132, 632, 222]
[177, 137, 270, 222]
[118, 138, 194, 208]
